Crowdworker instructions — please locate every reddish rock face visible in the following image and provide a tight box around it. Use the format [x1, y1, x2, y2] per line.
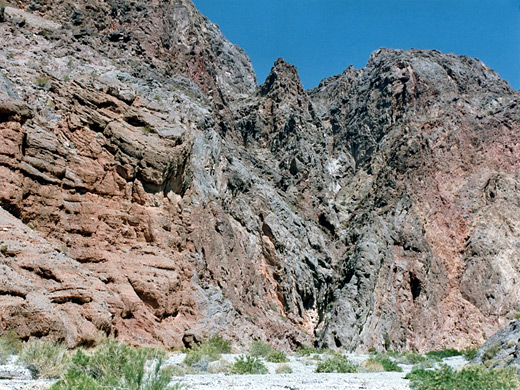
[0, 1, 519, 351]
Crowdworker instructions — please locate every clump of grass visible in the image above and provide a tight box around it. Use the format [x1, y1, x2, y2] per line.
[51, 339, 182, 390]
[266, 349, 289, 363]
[275, 364, 293, 374]
[406, 364, 519, 390]
[315, 353, 357, 373]
[396, 351, 428, 365]
[425, 348, 462, 359]
[482, 343, 501, 361]
[378, 357, 403, 372]
[0, 332, 22, 364]
[363, 354, 402, 372]
[295, 344, 331, 356]
[34, 76, 50, 89]
[231, 355, 268, 375]
[183, 335, 231, 367]
[249, 340, 288, 363]
[207, 358, 232, 374]
[462, 346, 479, 361]
[362, 359, 385, 372]
[249, 340, 272, 357]
[19, 339, 70, 379]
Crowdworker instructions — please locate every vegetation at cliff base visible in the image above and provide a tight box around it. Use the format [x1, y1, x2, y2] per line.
[20, 339, 70, 379]
[183, 335, 232, 367]
[231, 355, 268, 375]
[315, 353, 358, 373]
[50, 339, 182, 390]
[406, 364, 519, 390]
[249, 340, 288, 363]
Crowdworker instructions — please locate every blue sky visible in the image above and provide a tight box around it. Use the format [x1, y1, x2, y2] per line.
[192, 0, 520, 90]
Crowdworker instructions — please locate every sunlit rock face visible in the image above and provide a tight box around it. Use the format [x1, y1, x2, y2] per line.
[0, 0, 519, 351]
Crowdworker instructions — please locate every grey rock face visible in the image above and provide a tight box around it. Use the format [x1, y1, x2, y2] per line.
[472, 320, 520, 372]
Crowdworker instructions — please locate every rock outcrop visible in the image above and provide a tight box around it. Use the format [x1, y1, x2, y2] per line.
[0, 0, 519, 352]
[472, 320, 520, 372]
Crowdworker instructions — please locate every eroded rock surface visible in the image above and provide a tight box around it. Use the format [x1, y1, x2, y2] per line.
[0, 0, 519, 351]
[472, 320, 520, 372]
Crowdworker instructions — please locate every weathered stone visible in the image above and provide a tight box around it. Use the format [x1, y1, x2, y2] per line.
[0, 0, 518, 353]
[472, 320, 520, 373]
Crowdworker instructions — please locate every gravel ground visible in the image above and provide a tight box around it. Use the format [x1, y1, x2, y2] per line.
[176, 372, 410, 390]
[0, 353, 468, 390]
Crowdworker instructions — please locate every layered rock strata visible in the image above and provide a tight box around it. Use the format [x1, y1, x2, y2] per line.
[0, 0, 519, 351]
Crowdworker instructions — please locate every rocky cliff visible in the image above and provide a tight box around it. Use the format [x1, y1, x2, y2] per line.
[0, 0, 519, 351]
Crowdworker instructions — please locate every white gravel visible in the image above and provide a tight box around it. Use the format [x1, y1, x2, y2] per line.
[176, 372, 410, 390]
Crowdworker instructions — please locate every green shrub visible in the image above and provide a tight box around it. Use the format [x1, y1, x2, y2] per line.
[426, 349, 462, 359]
[0, 332, 22, 364]
[397, 351, 428, 364]
[315, 353, 357, 373]
[231, 355, 268, 375]
[20, 339, 70, 379]
[206, 335, 231, 354]
[378, 357, 403, 372]
[51, 339, 182, 390]
[406, 364, 519, 390]
[266, 349, 289, 363]
[183, 336, 230, 367]
[249, 340, 272, 357]
[295, 345, 317, 356]
[295, 345, 331, 356]
[275, 364, 293, 374]
[248, 340, 288, 362]
[462, 346, 478, 361]
[364, 354, 402, 372]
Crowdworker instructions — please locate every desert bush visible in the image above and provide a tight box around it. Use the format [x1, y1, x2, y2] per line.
[183, 336, 230, 367]
[315, 353, 357, 373]
[363, 355, 402, 372]
[295, 345, 317, 356]
[51, 339, 182, 390]
[378, 357, 403, 372]
[0, 332, 22, 364]
[266, 349, 289, 363]
[462, 346, 478, 361]
[396, 351, 428, 365]
[406, 364, 519, 390]
[206, 335, 231, 353]
[425, 348, 461, 359]
[231, 355, 268, 375]
[362, 359, 385, 372]
[249, 340, 272, 357]
[20, 339, 70, 379]
[275, 364, 293, 374]
[207, 358, 232, 374]
[248, 340, 288, 362]
[295, 344, 332, 356]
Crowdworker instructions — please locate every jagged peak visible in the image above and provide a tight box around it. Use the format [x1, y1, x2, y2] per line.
[258, 58, 306, 101]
